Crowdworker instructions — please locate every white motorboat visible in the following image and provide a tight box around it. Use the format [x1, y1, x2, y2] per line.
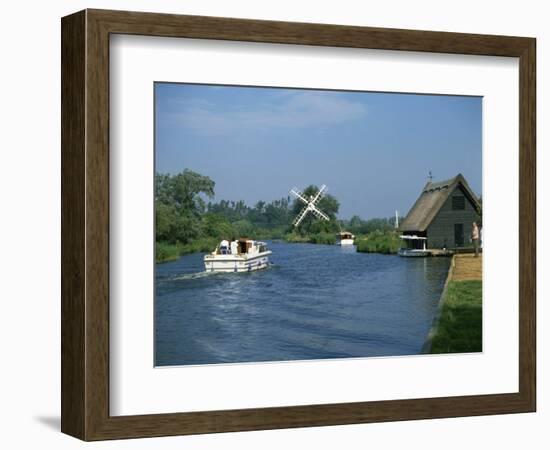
[397, 235, 431, 257]
[204, 239, 272, 272]
[337, 231, 355, 246]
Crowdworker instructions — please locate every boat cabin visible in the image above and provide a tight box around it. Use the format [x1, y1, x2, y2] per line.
[337, 231, 355, 246]
[237, 238, 252, 254]
[400, 235, 427, 251]
[338, 232, 355, 240]
[215, 238, 267, 256]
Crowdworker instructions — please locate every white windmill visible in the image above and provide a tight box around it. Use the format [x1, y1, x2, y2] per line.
[289, 184, 330, 227]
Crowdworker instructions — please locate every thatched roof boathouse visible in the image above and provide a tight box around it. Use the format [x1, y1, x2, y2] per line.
[399, 174, 482, 250]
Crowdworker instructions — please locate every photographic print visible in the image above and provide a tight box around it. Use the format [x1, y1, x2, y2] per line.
[154, 83, 482, 367]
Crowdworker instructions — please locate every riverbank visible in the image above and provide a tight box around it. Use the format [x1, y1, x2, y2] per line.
[157, 232, 340, 262]
[426, 254, 483, 354]
[156, 238, 219, 263]
[157, 230, 401, 263]
[284, 232, 336, 245]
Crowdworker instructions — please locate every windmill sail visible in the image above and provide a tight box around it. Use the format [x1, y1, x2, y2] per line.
[293, 206, 310, 227]
[311, 184, 326, 204]
[311, 206, 329, 221]
[290, 188, 309, 205]
[289, 184, 330, 228]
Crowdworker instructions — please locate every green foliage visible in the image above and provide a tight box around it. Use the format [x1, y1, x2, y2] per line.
[231, 219, 255, 238]
[155, 241, 181, 263]
[179, 237, 219, 255]
[308, 232, 337, 245]
[356, 231, 401, 254]
[155, 169, 215, 244]
[284, 232, 311, 243]
[156, 169, 215, 210]
[284, 231, 336, 245]
[343, 215, 401, 235]
[201, 213, 234, 240]
[156, 237, 221, 263]
[207, 199, 250, 223]
[207, 197, 293, 230]
[155, 170, 294, 262]
[155, 170, 404, 262]
[155, 203, 176, 240]
[429, 280, 482, 354]
[291, 185, 340, 234]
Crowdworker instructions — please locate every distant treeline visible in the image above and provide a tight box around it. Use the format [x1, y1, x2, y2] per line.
[155, 169, 402, 262]
[341, 216, 399, 235]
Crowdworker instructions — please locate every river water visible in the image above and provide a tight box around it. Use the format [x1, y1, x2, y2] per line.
[155, 241, 450, 366]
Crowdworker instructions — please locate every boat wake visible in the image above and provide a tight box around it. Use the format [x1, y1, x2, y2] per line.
[170, 271, 220, 281]
[168, 263, 277, 281]
[157, 262, 278, 285]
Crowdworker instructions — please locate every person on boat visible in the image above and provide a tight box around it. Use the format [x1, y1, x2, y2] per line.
[220, 239, 229, 255]
[471, 222, 480, 257]
[230, 239, 238, 255]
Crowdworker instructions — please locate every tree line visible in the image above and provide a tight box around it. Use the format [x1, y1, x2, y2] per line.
[155, 169, 400, 261]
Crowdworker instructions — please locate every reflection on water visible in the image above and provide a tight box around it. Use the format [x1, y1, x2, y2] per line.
[155, 242, 450, 366]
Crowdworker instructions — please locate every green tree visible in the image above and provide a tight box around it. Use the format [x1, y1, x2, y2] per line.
[344, 216, 395, 234]
[232, 219, 255, 237]
[169, 169, 215, 213]
[155, 202, 177, 242]
[291, 185, 339, 234]
[349, 215, 363, 230]
[155, 169, 215, 243]
[201, 213, 234, 239]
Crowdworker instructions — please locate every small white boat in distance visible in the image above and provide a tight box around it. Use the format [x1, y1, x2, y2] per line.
[397, 235, 430, 257]
[337, 231, 355, 246]
[204, 239, 272, 273]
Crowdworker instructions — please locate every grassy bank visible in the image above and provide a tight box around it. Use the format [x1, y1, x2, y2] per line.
[157, 229, 399, 263]
[284, 232, 336, 245]
[429, 280, 482, 353]
[155, 242, 181, 263]
[156, 237, 219, 263]
[356, 231, 401, 254]
[156, 232, 339, 263]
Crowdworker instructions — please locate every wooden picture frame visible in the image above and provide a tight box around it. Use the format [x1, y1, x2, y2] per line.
[61, 9, 536, 441]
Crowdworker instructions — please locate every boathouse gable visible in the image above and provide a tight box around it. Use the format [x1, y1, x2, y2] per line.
[426, 185, 481, 248]
[399, 174, 481, 250]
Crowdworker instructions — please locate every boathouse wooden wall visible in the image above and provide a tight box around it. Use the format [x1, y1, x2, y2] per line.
[427, 185, 481, 249]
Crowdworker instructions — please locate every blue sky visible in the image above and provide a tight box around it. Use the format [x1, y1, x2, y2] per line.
[155, 83, 482, 219]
